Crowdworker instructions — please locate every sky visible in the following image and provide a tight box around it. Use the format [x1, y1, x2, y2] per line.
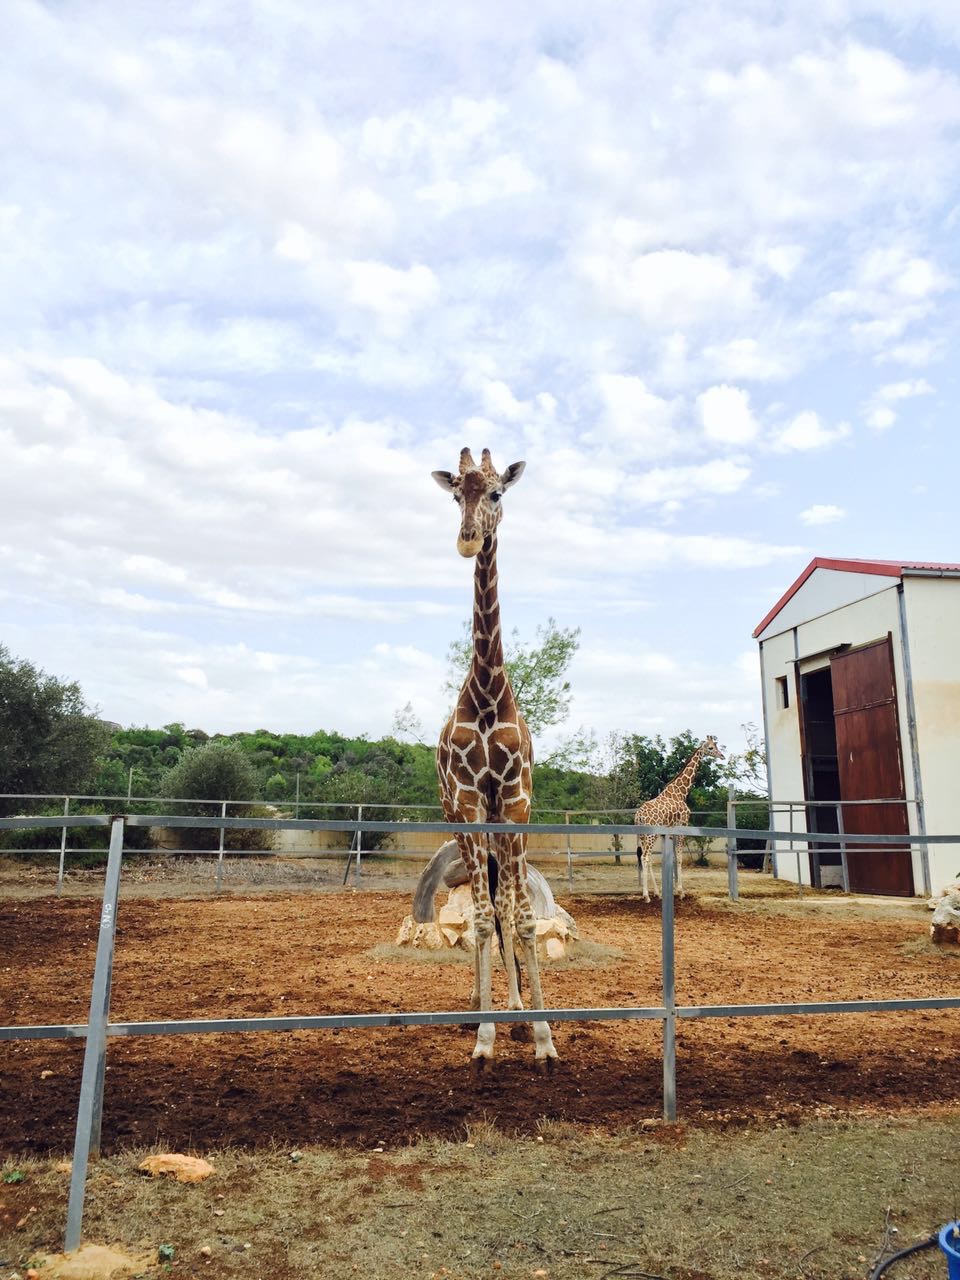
[2, 0, 959, 762]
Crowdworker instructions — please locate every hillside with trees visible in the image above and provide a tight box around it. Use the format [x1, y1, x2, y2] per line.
[0, 643, 767, 857]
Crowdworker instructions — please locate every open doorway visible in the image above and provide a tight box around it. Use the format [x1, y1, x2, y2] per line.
[799, 666, 843, 887]
[798, 637, 913, 896]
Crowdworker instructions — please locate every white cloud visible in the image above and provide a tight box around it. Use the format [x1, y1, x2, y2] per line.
[3, 2, 960, 747]
[823, 246, 952, 349]
[579, 246, 756, 329]
[799, 504, 847, 526]
[876, 378, 934, 400]
[696, 385, 760, 446]
[628, 460, 752, 507]
[701, 338, 792, 382]
[591, 374, 683, 459]
[773, 411, 851, 451]
[863, 377, 933, 428]
[343, 260, 440, 330]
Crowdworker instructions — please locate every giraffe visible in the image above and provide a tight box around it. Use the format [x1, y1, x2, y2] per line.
[634, 737, 724, 903]
[431, 447, 558, 1070]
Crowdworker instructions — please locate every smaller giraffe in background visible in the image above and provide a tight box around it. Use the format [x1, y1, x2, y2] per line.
[634, 737, 724, 902]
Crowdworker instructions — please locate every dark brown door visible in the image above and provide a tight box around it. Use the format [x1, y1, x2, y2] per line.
[830, 637, 913, 896]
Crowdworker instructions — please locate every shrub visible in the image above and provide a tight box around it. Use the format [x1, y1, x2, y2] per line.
[158, 743, 271, 852]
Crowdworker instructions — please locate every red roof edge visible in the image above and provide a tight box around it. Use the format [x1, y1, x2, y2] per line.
[752, 557, 906, 639]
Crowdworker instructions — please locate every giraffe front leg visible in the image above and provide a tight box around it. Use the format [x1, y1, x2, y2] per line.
[465, 837, 497, 1066]
[493, 841, 523, 1011]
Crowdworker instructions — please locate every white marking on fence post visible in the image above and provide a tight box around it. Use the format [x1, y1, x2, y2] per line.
[64, 817, 125, 1253]
[837, 803, 850, 894]
[726, 786, 739, 903]
[215, 801, 227, 894]
[56, 796, 69, 897]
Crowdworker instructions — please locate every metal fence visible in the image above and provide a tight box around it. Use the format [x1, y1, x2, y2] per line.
[2, 809, 959, 1253]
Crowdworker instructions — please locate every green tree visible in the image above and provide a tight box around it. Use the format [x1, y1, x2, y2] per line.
[0, 645, 109, 815]
[444, 616, 580, 736]
[158, 741, 266, 851]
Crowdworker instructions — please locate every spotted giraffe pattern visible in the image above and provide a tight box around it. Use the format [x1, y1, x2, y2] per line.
[431, 447, 557, 1067]
[634, 737, 724, 902]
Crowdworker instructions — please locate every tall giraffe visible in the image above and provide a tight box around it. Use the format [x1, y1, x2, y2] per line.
[635, 737, 724, 903]
[431, 447, 557, 1070]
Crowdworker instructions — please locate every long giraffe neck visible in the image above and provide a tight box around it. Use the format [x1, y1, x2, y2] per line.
[664, 745, 704, 804]
[467, 534, 508, 708]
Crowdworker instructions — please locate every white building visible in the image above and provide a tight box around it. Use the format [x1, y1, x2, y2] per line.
[754, 557, 960, 897]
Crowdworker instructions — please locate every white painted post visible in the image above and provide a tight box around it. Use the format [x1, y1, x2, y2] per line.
[214, 801, 227, 894]
[837, 802, 850, 893]
[726, 786, 739, 902]
[56, 796, 69, 897]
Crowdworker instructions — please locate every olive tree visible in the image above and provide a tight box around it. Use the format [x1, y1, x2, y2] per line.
[0, 645, 109, 815]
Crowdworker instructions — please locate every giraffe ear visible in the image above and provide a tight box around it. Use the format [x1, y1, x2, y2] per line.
[432, 470, 457, 493]
[500, 461, 526, 490]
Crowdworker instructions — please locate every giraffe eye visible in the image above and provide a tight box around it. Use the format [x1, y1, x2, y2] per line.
[490, 491, 501, 503]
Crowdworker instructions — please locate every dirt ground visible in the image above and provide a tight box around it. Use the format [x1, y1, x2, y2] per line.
[3, 864, 959, 1157]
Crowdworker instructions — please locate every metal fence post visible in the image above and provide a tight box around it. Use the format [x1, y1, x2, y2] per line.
[64, 817, 125, 1252]
[214, 801, 227, 894]
[565, 811, 573, 888]
[726, 786, 739, 903]
[661, 832, 677, 1123]
[56, 796, 70, 897]
[791, 803, 803, 900]
[837, 803, 850, 893]
[355, 804, 363, 884]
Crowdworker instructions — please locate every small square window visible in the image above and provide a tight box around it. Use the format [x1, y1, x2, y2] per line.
[776, 675, 789, 709]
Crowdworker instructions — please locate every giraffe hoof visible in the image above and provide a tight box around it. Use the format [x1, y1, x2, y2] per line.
[534, 1055, 557, 1076]
[509, 1022, 532, 1042]
[470, 1054, 493, 1076]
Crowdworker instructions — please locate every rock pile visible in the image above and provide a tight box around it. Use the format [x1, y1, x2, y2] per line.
[929, 882, 960, 946]
[396, 840, 578, 960]
[396, 881, 578, 960]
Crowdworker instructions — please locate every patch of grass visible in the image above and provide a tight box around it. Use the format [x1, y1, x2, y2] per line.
[548, 937, 624, 968]
[3, 1116, 958, 1279]
[369, 941, 474, 965]
[899, 934, 960, 961]
[369, 937, 623, 970]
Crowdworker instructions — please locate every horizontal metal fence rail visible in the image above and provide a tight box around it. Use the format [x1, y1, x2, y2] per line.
[5, 812, 956, 842]
[2, 812, 959, 1251]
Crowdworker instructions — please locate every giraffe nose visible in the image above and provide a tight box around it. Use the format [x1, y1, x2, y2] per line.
[457, 535, 483, 557]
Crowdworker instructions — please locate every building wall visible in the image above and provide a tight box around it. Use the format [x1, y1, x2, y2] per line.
[760, 581, 926, 890]
[903, 576, 960, 892]
[757, 569, 901, 642]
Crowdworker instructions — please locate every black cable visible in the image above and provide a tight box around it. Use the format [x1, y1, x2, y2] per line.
[868, 1232, 939, 1279]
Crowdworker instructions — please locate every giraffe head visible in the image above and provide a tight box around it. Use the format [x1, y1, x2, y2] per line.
[431, 447, 526, 558]
[701, 735, 723, 761]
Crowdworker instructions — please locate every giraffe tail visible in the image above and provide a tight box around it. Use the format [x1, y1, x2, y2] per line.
[487, 850, 522, 994]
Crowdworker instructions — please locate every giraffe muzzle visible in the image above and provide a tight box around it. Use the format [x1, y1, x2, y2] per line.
[457, 536, 484, 557]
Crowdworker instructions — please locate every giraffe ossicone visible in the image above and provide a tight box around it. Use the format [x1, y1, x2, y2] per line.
[432, 447, 557, 1069]
[634, 737, 724, 903]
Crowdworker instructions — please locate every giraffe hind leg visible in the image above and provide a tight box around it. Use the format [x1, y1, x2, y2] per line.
[639, 836, 658, 902]
[507, 834, 557, 1065]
